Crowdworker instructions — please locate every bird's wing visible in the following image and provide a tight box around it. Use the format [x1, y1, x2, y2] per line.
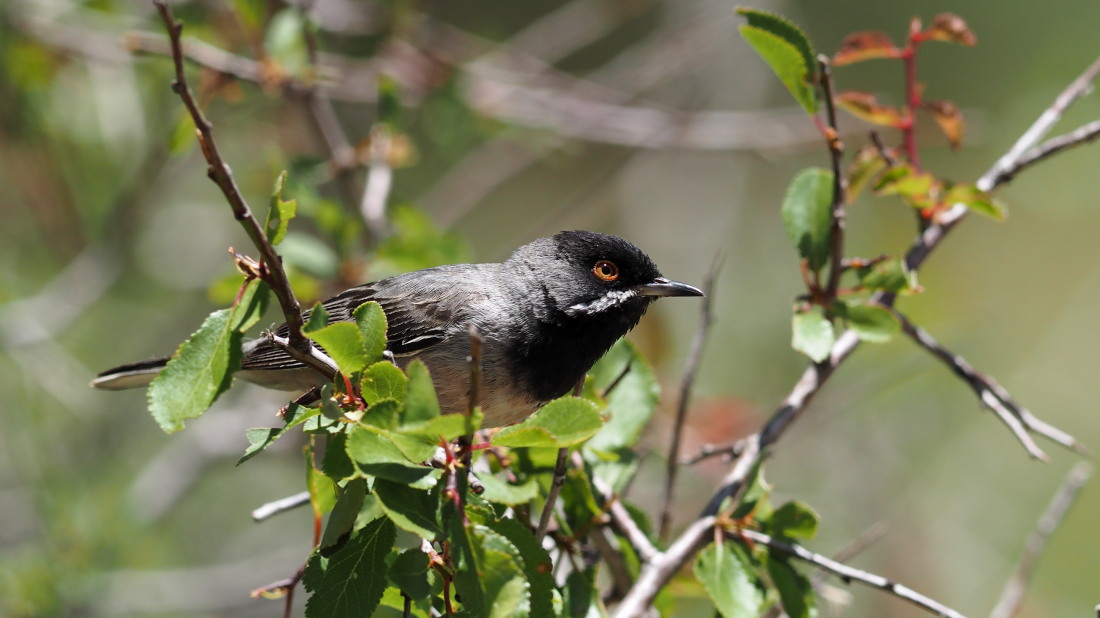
[242, 266, 487, 371]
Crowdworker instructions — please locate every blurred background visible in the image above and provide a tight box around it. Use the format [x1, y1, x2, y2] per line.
[2, 0, 1099, 616]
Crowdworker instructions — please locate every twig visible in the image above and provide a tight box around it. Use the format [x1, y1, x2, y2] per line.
[536, 447, 570, 543]
[614, 516, 718, 618]
[252, 491, 311, 522]
[817, 55, 848, 301]
[152, 2, 309, 352]
[266, 334, 339, 382]
[680, 440, 745, 466]
[812, 521, 889, 587]
[989, 462, 1092, 618]
[739, 529, 968, 618]
[889, 307, 1083, 458]
[989, 119, 1100, 186]
[659, 255, 720, 541]
[575, 451, 659, 563]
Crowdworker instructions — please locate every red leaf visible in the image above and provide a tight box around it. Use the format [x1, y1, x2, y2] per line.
[833, 30, 902, 66]
[921, 13, 977, 46]
[834, 91, 905, 127]
[922, 99, 965, 150]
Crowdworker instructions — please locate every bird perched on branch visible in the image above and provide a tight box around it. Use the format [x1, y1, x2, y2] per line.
[92, 231, 703, 427]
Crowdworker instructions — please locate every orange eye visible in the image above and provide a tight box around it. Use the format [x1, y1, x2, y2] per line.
[593, 260, 619, 281]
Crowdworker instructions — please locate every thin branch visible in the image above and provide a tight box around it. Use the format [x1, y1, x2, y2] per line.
[989, 462, 1092, 618]
[989, 119, 1100, 186]
[818, 55, 848, 301]
[266, 334, 339, 382]
[680, 440, 745, 466]
[575, 451, 659, 563]
[252, 491, 311, 522]
[739, 529, 968, 618]
[536, 447, 570, 543]
[152, 2, 309, 352]
[659, 255, 720, 541]
[613, 516, 717, 618]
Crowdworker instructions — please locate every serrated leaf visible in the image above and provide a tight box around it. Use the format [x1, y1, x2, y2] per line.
[305, 319, 369, 375]
[487, 518, 555, 618]
[922, 13, 977, 46]
[405, 360, 441, 422]
[782, 168, 834, 272]
[739, 26, 818, 115]
[768, 500, 819, 540]
[307, 444, 337, 518]
[322, 432, 356, 481]
[833, 30, 901, 66]
[265, 170, 297, 246]
[766, 555, 815, 618]
[923, 99, 965, 150]
[303, 517, 395, 618]
[792, 306, 835, 363]
[346, 425, 435, 484]
[694, 541, 765, 618]
[353, 301, 387, 363]
[478, 475, 540, 506]
[586, 339, 658, 452]
[944, 182, 1006, 220]
[846, 145, 890, 204]
[320, 478, 367, 549]
[387, 549, 431, 600]
[843, 302, 899, 343]
[374, 478, 441, 539]
[147, 279, 266, 433]
[360, 361, 408, 406]
[736, 8, 818, 90]
[492, 397, 604, 448]
[835, 91, 905, 127]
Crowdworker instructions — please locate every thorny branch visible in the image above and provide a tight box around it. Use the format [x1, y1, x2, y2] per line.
[613, 52, 1100, 618]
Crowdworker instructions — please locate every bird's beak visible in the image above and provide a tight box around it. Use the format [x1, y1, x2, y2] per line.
[635, 277, 705, 298]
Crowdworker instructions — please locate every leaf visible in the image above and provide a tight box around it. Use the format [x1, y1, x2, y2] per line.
[360, 361, 408, 406]
[834, 91, 905, 127]
[791, 306, 834, 363]
[265, 170, 297, 246]
[168, 109, 197, 155]
[739, 24, 818, 115]
[922, 13, 977, 46]
[307, 445, 338, 518]
[477, 475, 540, 506]
[766, 555, 815, 618]
[147, 279, 267, 433]
[768, 500, 819, 540]
[586, 339, 659, 452]
[842, 302, 899, 343]
[492, 397, 604, 448]
[238, 403, 319, 465]
[944, 182, 1006, 221]
[782, 168, 834, 272]
[833, 30, 901, 66]
[304, 303, 369, 375]
[346, 425, 436, 485]
[486, 518, 555, 618]
[736, 9, 818, 110]
[845, 145, 890, 204]
[404, 360, 441, 423]
[857, 258, 918, 294]
[694, 541, 765, 618]
[923, 99, 965, 150]
[303, 517, 395, 618]
[731, 458, 772, 521]
[374, 478, 441, 539]
[354, 301, 388, 363]
[450, 524, 530, 617]
[320, 478, 367, 549]
[873, 164, 935, 199]
[264, 8, 309, 78]
[387, 549, 431, 600]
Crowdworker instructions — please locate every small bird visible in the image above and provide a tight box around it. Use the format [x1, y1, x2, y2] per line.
[92, 231, 703, 427]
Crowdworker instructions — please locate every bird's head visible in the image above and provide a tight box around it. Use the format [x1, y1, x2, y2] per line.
[510, 231, 703, 324]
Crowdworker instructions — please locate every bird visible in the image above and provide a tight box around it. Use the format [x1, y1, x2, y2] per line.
[92, 230, 703, 427]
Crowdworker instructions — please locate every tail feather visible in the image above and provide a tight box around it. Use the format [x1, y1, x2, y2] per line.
[90, 357, 169, 390]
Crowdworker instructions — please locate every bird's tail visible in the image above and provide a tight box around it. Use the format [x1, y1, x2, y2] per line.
[90, 357, 169, 390]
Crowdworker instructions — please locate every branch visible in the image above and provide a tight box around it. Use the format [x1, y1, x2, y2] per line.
[252, 491, 311, 522]
[739, 529, 968, 618]
[680, 440, 745, 466]
[659, 256, 720, 541]
[988, 462, 1092, 618]
[988, 119, 1100, 186]
[818, 55, 848, 301]
[152, 2, 309, 352]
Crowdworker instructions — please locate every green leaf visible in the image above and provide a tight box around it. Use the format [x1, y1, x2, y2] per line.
[354, 301, 388, 364]
[303, 517, 395, 618]
[842, 302, 899, 343]
[586, 340, 659, 452]
[387, 549, 431, 600]
[768, 500, 819, 540]
[147, 279, 267, 433]
[791, 306, 835, 363]
[304, 303, 369, 374]
[944, 182, 1006, 220]
[360, 361, 408, 405]
[320, 478, 367, 549]
[874, 164, 935, 198]
[731, 458, 772, 521]
[405, 360, 441, 422]
[265, 170, 297, 246]
[346, 425, 436, 485]
[307, 447, 337, 518]
[378, 75, 403, 129]
[486, 518, 555, 618]
[452, 525, 531, 617]
[168, 109, 196, 155]
[766, 554, 815, 618]
[321, 433, 356, 481]
[264, 9, 309, 78]
[846, 145, 890, 204]
[694, 541, 765, 618]
[857, 258, 917, 294]
[238, 403, 319, 465]
[477, 475, 540, 506]
[492, 397, 604, 448]
[374, 478, 441, 539]
[737, 9, 818, 115]
[782, 168, 835, 272]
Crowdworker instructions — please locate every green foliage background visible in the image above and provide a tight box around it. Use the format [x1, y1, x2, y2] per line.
[2, 0, 1099, 616]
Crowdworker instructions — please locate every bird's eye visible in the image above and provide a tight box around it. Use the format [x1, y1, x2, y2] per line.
[592, 260, 619, 282]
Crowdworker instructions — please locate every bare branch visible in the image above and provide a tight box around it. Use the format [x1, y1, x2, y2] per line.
[536, 447, 570, 543]
[990, 119, 1100, 186]
[266, 334, 339, 382]
[739, 529, 968, 618]
[818, 55, 849, 302]
[660, 256, 721, 541]
[252, 491, 311, 522]
[680, 440, 745, 466]
[613, 516, 718, 618]
[989, 462, 1092, 618]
